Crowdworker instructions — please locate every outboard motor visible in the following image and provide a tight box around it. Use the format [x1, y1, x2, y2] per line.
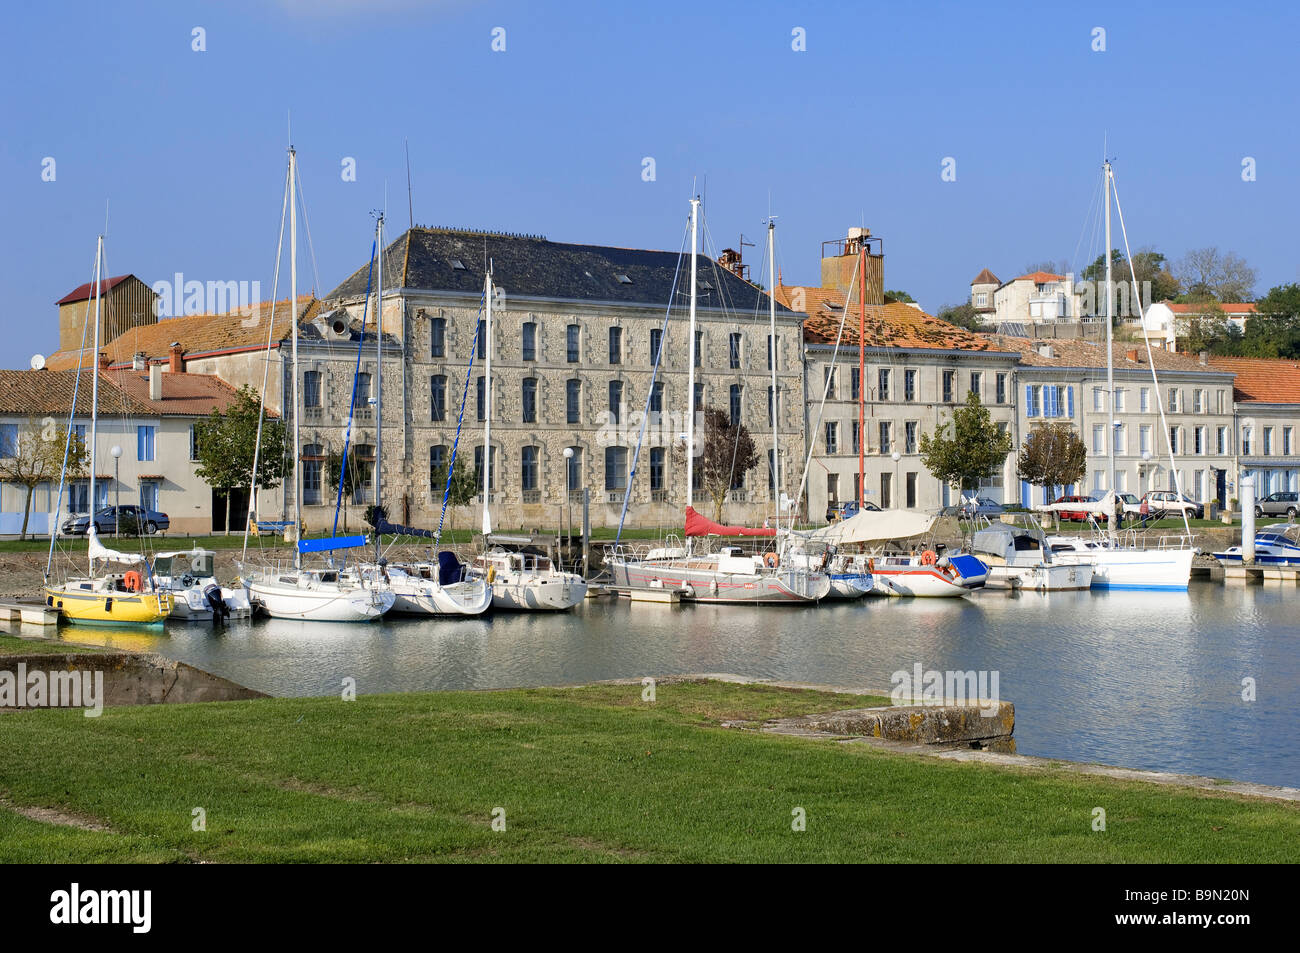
[203, 583, 228, 623]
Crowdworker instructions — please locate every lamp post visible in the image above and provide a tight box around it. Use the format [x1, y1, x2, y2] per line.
[110, 445, 122, 538]
[891, 451, 901, 509]
[563, 447, 574, 571]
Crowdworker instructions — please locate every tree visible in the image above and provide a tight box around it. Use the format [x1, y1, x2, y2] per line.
[884, 289, 915, 303]
[324, 449, 367, 533]
[0, 418, 89, 539]
[918, 391, 1013, 498]
[936, 302, 984, 331]
[1016, 424, 1087, 498]
[1173, 247, 1257, 302]
[1023, 258, 1069, 277]
[430, 453, 478, 535]
[193, 386, 288, 535]
[675, 407, 760, 522]
[1081, 247, 1179, 317]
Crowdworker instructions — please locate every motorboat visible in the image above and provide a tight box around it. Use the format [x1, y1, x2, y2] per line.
[152, 546, 252, 621]
[1212, 523, 1300, 567]
[970, 520, 1093, 591]
[470, 541, 587, 611]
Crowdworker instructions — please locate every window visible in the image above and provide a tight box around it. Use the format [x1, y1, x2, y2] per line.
[768, 449, 778, 495]
[566, 324, 580, 363]
[825, 422, 838, 455]
[608, 380, 623, 424]
[905, 421, 918, 454]
[189, 424, 199, 461]
[522, 377, 537, 423]
[1093, 387, 1105, 412]
[303, 444, 324, 505]
[566, 379, 581, 424]
[650, 328, 663, 364]
[351, 446, 375, 504]
[1115, 423, 1127, 455]
[694, 330, 703, 367]
[1264, 427, 1274, 456]
[729, 332, 742, 369]
[473, 445, 496, 491]
[522, 322, 537, 361]
[767, 335, 777, 371]
[878, 368, 890, 401]
[969, 371, 981, 399]
[355, 372, 372, 404]
[1168, 388, 1179, 413]
[850, 368, 860, 402]
[138, 481, 159, 513]
[906, 471, 918, 508]
[604, 446, 628, 491]
[428, 445, 447, 494]
[995, 373, 1006, 405]
[881, 472, 893, 509]
[1195, 426, 1206, 455]
[1140, 388, 1150, 413]
[1217, 390, 1226, 415]
[906, 369, 917, 402]
[521, 446, 539, 492]
[767, 386, 779, 427]
[303, 370, 322, 408]
[879, 421, 892, 455]
[729, 384, 742, 426]
[430, 375, 446, 422]
[975, 292, 988, 307]
[1025, 385, 1040, 418]
[137, 425, 156, 462]
[1242, 426, 1253, 455]
[1285, 427, 1294, 456]
[827, 473, 839, 503]
[850, 421, 860, 455]
[942, 370, 954, 403]
[649, 447, 666, 492]
[476, 376, 486, 421]
[1216, 426, 1228, 456]
[1192, 389, 1203, 414]
[1140, 424, 1152, 455]
[1169, 426, 1180, 455]
[477, 319, 487, 360]
[824, 366, 838, 400]
[693, 383, 704, 413]
[650, 381, 664, 414]
[431, 316, 445, 358]
[1092, 424, 1105, 455]
[608, 326, 622, 364]
[1114, 387, 1126, 412]
[566, 447, 582, 492]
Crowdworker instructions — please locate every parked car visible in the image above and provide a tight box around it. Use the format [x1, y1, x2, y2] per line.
[1255, 491, 1299, 519]
[1115, 492, 1143, 516]
[61, 504, 170, 536]
[1052, 495, 1099, 522]
[825, 500, 882, 522]
[964, 496, 1005, 516]
[1141, 490, 1204, 520]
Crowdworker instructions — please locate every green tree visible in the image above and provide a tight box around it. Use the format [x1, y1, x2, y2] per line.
[884, 289, 915, 303]
[918, 391, 1013, 499]
[193, 386, 288, 535]
[674, 407, 760, 522]
[1016, 424, 1087, 498]
[1082, 247, 1179, 317]
[0, 418, 89, 539]
[430, 453, 478, 535]
[935, 302, 984, 331]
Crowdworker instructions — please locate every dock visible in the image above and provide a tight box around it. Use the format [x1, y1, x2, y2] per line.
[1223, 565, 1300, 586]
[0, 599, 60, 626]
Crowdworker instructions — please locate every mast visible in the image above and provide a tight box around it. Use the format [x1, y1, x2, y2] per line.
[374, 213, 384, 563]
[290, 147, 302, 569]
[87, 236, 103, 573]
[767, 219, 779, 524]
[1104, 160, 1116, 526]
[481, 268, 493, 536]
[686, 197, 700, 510]
[857, 240, 866, 509]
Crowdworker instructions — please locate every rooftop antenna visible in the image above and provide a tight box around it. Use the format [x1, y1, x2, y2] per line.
[405, 138, 414, 230]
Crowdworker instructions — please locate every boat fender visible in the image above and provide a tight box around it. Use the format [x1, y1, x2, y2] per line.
[920, 550, 938, 566]
[710, 579, 719, 595]
[764, 552, 779, 568]
[487, 565, 496, 584]
[866, 557, 875, 573]
[123, 570, 143, 593]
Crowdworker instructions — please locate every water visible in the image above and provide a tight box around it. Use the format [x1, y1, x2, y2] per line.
[51, 583, 1299, 789]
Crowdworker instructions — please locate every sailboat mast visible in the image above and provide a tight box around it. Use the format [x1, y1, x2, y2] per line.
[87, 236, 102, 572]
[686, 197, 700, 510]
[290, 147, 302, 569]
[767, 219, 779, 524]
[481, 269, 493, 536]
[1104, 160, 1116, 515]
[374, 213, 384, 564]
[857, 240, 866, 509]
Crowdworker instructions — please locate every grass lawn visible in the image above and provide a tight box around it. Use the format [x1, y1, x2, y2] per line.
[0, 679, 1295, 863]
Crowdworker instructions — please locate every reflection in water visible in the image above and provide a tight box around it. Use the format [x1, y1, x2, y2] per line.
[44, 584, 1299, 788]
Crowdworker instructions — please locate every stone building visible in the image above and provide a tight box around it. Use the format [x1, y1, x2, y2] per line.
[1208, 356, 1300, 499]
[54, 274, 158, 354]
[323, 226, 805, 530]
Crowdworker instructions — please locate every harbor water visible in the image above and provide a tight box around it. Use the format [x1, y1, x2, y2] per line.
[55, 582, 1299, 789]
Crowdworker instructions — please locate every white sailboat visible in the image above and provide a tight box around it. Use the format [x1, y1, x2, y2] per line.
[1043, 159, 1195, 591]
[469, 267, 586, 611]
[240, 147, 394, 622]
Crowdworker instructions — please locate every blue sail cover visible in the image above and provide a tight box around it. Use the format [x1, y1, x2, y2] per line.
[368, 506, 434, 539]
[437, 551, 465, 586]
[298, 535, 368, 554]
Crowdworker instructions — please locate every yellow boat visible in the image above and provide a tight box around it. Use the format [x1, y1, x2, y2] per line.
[44, 575, 173, 627]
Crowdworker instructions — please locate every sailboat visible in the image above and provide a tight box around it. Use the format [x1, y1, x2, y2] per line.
[352, 213, 492, 617]
[240, 147, 395, 622]
[1042, 160, 1195, 591]
[603, 200, 830, 604]
[468, 267, 587, 611]
[44, 237, 174, 626]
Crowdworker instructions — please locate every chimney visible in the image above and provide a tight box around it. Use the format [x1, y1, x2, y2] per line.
[1199, 349, 1209, 366]
[1126, 348, 1139, 362]
[97, 351, 110, 370]
[169, 341, 184, 373]
[149, 362, 163, 401]
[1036, 343, 1054, 359]
[132, 351, 146, 371]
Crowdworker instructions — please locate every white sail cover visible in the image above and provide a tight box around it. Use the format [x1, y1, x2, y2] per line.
[87, 527, 147, 565]
[806, 509, 936, 546]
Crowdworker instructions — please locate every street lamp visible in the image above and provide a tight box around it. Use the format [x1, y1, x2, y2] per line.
[110, 445, 122, 538]
[563, 447, 574, 570]
[891, 450, 901, 509]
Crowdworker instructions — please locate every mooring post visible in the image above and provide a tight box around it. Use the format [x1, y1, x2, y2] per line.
[1241, 475, 1256, 565]
[582, 487, 591, 579]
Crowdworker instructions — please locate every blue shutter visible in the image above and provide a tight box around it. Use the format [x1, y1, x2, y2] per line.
[1066, 385, 1074, 419]
[1025, 385, 1036, 417]
[1021, 480, 1031, 509]
[137, 426, 145, 460]
[1047, 386, 1058, 418]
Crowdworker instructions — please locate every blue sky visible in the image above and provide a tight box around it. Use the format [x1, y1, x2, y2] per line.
[2, 0, 1297, 367]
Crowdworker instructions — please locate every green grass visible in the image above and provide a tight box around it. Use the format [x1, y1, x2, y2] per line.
[0, 680, 1295, 863]
[0, 634, 112, 656]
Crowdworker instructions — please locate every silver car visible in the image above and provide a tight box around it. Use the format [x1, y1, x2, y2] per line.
[1256, 491, 1299, 519]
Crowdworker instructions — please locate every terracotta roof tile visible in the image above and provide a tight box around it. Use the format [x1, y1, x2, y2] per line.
[970, 268, 1000, 285]
[1014, 271, 1066, 283]
[0, 368, 257, 418]
[1207, 356, 1300, 403]
[984, 335, 1228, 374]
[779, 285, 998, 352]
[1164, 301, 1257, 315]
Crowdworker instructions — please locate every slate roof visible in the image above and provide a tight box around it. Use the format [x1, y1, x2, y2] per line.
[325, 227, 788, 315]
[1208, 357, 1300, 403]
[0, 368, 251, 418]
[55, 274, 141, 305]
[985, 335, 1231, 375]
[778, 285, 1001, 352]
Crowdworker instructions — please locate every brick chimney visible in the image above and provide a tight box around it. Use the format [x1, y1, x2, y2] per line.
[97, 351, 110, 370]
[149, 363, 163, 401]
[168, 341, 184, 373]
[1126, 348, 1139, 362]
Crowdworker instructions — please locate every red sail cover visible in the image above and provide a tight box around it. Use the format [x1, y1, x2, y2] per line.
[684, 506, 777, 537]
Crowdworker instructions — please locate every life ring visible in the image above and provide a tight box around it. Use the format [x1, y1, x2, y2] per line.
[763, 552, 779, 568]
[123, 570, 143, 593]
[920, 550, 938, 566]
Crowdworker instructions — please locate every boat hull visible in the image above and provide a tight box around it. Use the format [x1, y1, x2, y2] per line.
[608, 560, 829, 604]
[490, 577, 588, 611]
[1050, 546, 1194, 591]
[984, 563, 1094, 591]
[245, 577, 394, 622]
[44, 586, 172, 626]
[387, 579, 493, 616]
[826, 572, 873, 599]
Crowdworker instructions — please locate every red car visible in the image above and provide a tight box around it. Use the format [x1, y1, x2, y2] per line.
[1052, 494, 1099, 522]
